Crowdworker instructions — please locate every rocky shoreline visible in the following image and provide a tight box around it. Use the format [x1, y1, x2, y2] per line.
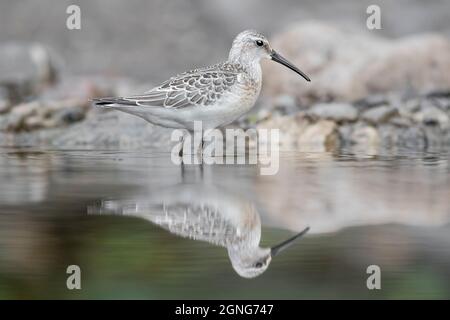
[1, 23, 449, 151]
[253, 91, 450, 151]
[1, 84, 448, 151]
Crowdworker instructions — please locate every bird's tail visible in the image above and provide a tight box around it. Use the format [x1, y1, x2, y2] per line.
[91, 97, 137, 107]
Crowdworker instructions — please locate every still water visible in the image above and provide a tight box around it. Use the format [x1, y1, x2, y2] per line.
[0, 147, 449, 299]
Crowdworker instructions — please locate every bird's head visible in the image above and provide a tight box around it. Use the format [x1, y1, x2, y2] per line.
[229, 29, 310, 82]
[228, 227, 310, 278]
[228, 247, 272, 279]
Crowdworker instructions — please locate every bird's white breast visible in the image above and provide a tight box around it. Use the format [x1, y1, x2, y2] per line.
[195, 72, 262, 130]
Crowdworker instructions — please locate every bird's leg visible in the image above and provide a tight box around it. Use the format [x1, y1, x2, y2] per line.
[196, 134, 204, 179]
[179, 134, 185, 180]
[178, 134, 184, 158]
[199, 158, 204, 178]
[180, 160, 185, 180]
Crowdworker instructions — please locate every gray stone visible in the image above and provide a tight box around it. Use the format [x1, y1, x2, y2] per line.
[50, 111, 172, 148]
[413, 105, 449, 130]
[53, 106, 86, 125]
[424, 126, 450, 147]
[272, 94, 298, 115]
[361, 105, 398, 124]
[431, 97, 450, 111]
[307, 103, 358, 122]
[298, 120, 339, 151]
[350, 125, 380, 146]
[24, 115, 44, 130]
[425, 90, 450, 99]
[336, 124, 353, 146]
[398, 127, 427, 148]
[264, 22, 450, 104]
[10, 101, 40, 118]
[377, 123, 404, 147]
[257, 113, 311, 148]
[355, 94, 388, 109]
[0, 99, 10, 114]
[0, 113, 23, 132]
[0, 86, 11, 114]
[400, 98, 421, 116]
[388, 116, 413, 127]
[0, 43, 58, 100]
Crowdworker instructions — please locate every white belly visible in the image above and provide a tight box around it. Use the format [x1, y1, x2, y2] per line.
[183, 97, 256, 130]
[180, 81, 261, 130]
[116, 80, 261, 131]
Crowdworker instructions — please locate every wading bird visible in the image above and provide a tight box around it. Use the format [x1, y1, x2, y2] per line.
[93, 30, 310, 155]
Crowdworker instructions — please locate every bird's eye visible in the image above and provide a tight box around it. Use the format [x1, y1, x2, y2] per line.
[255, 40, 264, 47]
[255, 262, 263, 268]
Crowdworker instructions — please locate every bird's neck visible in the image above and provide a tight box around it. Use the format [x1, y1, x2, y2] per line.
[229, 53, 262, 82]
[245, 61, 262, 83]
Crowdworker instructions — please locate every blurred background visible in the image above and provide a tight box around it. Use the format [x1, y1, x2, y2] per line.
[0, 0, 449, 299]
[1, 0, 450, 80]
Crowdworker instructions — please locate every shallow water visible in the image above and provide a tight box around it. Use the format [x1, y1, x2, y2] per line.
[0, 146, 449, 299]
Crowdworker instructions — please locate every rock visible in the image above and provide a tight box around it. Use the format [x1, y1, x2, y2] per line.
[298, 120, 338, 149]
[0, 86, 12, 114]
[377, 124, 400, 147]
[53, 106, 86, 125]
[272, 94, 298, 115]
[398, 127, 427, 148]
[1, 98, 88, 132]
[431, 97, 450, 111]
[388, 115, 413, 127]
[400, 98, 421, 117]
[253, 108, 271, 123]
[354, 94, 389, 110]
[257, 113, 311, 147]
[11, 101, 41, 118]
[1, 109, 169, 148]
[0, 113, 22, 132]
[361, 105, 398, 124]
[336, 124, 353, 145]
[2, 101, 41, 131]
[307, 103, 358, 122]
[24, 115, 44, 130]
[425, 90, 450, 98]
[49, 110, 173, 148]
[0, 43, 58, 101]
[423, 126, 450, 147]
[0, 99, 11, 114]
[350, 125, 380, 146]
[264, 22, 450, 104]
[413, 105, 449, 130]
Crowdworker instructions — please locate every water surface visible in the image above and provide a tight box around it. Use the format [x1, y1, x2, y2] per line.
[0, 147, 449, 299]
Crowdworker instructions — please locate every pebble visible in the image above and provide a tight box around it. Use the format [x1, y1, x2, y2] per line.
[307, 103, 358, 122]
[298, 120, 338, 148]
[355, 94, 388, 109]
[273, 94, 298, 115]
[0, 99, 11, 114]
[350, 125, 380, 146]
[361, 105, 398, 124]
[413, 105, 449, 130]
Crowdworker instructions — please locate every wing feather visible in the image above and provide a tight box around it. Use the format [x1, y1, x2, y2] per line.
[122, 63, 244, 109]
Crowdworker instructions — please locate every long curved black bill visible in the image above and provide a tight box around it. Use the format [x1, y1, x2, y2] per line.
[270, 226, 310, 257]
[270, 50, 311, 82]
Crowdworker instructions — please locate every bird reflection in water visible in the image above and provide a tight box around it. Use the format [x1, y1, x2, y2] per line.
[91, 183, 309, 278]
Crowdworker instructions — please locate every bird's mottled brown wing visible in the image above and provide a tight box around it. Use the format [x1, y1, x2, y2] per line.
[120, 63, 244, 109]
